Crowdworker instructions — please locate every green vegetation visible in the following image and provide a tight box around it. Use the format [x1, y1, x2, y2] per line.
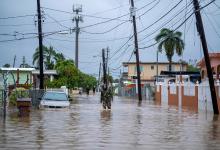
[3, 63, 10, 68]
[187, 64, 200, 72]
[155, 28, 184, 72]
[45, 60, 97, 89]
[9, 88, 29, 106]
[33, 45, 65, 69]
[33, 45, 97, 89]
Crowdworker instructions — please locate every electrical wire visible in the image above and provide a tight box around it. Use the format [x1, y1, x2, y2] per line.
[138, 0, 161, 18]
[139, 0, 216, 50]
[81, 20, 129, 34]
[137, 0, 184, 34]
[45, 14, 70, 29]
[0, 14, 35, 20]
[203, 10, 220, 38]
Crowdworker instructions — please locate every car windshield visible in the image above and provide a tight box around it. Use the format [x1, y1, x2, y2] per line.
[43, 92, 67, 101]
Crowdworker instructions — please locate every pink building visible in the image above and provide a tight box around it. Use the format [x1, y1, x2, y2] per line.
[197, 53, 220, 79]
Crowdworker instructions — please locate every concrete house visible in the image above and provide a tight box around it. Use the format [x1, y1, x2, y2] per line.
[197, 53, 220, 79]
[122, 62, 188, 84]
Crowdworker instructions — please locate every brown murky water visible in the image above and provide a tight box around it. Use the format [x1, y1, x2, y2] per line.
[0, 95, 220, 150]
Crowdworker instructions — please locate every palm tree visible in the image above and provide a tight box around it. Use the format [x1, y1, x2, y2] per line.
[32, 46, 48, 69]
[54, 52, 65, 63]
[33, 46, 56, 69]
[155, 28, 184, 72]
[45, 46, 56, 69]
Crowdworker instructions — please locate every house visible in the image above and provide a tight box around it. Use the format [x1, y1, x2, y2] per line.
[122, 62, 188, 84]
[0, 67, 35, 87]
[0, 68, 57, 89]
[197, 53, 220, 79]
[32, 70, 57, 88]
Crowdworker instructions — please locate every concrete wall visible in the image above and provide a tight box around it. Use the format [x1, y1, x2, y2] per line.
[155, 81, 220, 113]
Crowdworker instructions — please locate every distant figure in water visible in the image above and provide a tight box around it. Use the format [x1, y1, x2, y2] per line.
[86, 86, 90, 95]
[93, 86, 96, 95]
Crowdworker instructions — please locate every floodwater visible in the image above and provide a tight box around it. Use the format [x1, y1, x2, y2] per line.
[0, 94, 220, 150]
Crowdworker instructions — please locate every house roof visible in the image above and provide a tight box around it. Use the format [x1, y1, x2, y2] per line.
[0, 67, 35, 71]
[32, 70, 57, 75]
[123, 61, 188, 66]
[197, 53, 220, 67]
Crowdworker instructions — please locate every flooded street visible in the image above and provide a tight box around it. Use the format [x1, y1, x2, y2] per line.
[1, 94, 220, 150]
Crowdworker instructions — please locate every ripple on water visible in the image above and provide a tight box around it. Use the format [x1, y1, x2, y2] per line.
[0, 95, 220, 150]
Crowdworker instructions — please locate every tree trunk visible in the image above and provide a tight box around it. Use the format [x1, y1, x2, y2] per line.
[169, 61, 172, 72]
[168, 56, 172, 72]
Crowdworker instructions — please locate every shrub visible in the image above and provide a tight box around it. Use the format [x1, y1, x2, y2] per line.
[9, 88, 29, 106]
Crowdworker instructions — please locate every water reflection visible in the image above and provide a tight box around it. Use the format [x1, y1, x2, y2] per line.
[100, 110, 112, 122]
[0, 95, 220, 149]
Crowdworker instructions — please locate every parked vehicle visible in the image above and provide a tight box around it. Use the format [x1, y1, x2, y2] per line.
[40, 91, 70, 108]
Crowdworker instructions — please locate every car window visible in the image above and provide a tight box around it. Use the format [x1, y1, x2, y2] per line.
[43, 92, 67, 101]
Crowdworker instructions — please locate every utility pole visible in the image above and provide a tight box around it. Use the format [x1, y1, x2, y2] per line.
[130, 0, 142, 101]
[37, 0, 44, 89]
[102, 49, 107, 91]
[73, 4, 83, 69]
[98, 62, 101, 92]
[13, 55, 16, 68]
[193, 0, 219, 114]
[106, 47, 109, 87]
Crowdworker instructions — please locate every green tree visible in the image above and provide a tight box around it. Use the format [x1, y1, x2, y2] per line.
[32, 46, 57, 69]
[55, 60, 79, 88]
[187, 64, 200, 72]
[3, 63, 10, 68]
[54, 52, 65, 63]
[45, 59, 97, 89]
[155, 28, 184, 71]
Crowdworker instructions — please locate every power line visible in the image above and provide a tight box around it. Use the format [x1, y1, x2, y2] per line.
[0, 14, 35, 20]
[137, 0, 184, 34]
[139, 3, 194, 43]
[138, 0, 161, 18]
[203, 10, 220, 38]
[139, 0, 216, 50]
[0, 36, 38, 43]
[81, 20, 129, 34]
[109, 36, 133, 59]
[41, 6, 128, 21]
[45, 14, 70, 29]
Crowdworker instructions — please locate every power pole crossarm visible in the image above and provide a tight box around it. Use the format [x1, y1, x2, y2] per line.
[192, 0, 219, 114]
[130, 0, 142, 101]
[37, 0, 44, 89]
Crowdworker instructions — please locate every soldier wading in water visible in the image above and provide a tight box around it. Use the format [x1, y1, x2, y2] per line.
[100, 83, 113, 110]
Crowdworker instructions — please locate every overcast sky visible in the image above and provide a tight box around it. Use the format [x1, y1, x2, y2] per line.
[0, 0, 220, 78]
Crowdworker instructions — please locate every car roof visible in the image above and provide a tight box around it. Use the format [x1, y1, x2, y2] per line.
[45, 91, 66, 94]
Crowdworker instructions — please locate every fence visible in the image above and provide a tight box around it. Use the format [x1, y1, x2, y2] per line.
[118, 84, 155, 100]
[155, 82, 220, 112]
[0, 90, 3, 115]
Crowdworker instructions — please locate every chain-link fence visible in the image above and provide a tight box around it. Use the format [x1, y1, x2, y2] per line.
[7, 89, 45, 108]
[0, 89, 3, 113]
[118, 84, 155, 100]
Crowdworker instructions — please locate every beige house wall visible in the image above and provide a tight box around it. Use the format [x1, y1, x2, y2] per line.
[127, 63, 187, 81]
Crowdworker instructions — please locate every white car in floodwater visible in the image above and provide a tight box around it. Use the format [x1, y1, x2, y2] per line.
[40, 91, 70, 108]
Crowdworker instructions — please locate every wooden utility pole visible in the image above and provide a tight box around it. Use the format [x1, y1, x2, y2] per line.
[102, 49, 107, 91]
[37, 0, 44, 89]
[193, 0, 219, 114]
[98, 62, 101, 92]
[130, 0, 142, 101]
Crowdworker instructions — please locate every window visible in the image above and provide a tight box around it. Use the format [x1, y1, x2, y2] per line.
[134, 66, 143, 73]
[151, 65, 154, 70]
